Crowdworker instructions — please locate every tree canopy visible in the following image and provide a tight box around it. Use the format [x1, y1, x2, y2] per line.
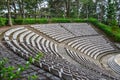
[0, 0, 120, 26]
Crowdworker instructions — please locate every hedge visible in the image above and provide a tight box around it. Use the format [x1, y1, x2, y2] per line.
[14, 18, 48, 25]
[71, 18, 87, 23]
[88, 18, 120, 41]
[50, 18, 71, 23]
[0, 18, 7, 26]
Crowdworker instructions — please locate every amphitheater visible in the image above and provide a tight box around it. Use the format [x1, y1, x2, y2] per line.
[1, 23, 120, 80]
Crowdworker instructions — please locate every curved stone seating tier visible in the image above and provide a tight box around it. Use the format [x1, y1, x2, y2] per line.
[39, 54, 116, 80]
[13, 29, 40, 55]
[4, 27, 25, 36]
[31, 34, 39, 47]
[12, 29, 28, 40]
[3, 27, 61, 58]
[108, 55, 120, 75]
[19, 31, 32, 43]
[65, 48, 99, 67]
[60, 23, 98, 36]
[65, 48, 117, 79]
[67, 36, 115, 59]
[3, 26, 118, 80]
[68, 36, 108, 46]
[31, 24, 75, 42]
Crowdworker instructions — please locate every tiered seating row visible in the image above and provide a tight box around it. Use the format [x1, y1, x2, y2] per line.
[3, 26, 118, 80]
[67, 36, 115, 59]
[65, 48, 118, 79]
[3, 27, 61, 58]
[108, 55, 120, 75]
[39, 54, 116, 80]
[60, 23, 98, 36]
[31, 24, 75, 42]
[65, 48, 98, 67]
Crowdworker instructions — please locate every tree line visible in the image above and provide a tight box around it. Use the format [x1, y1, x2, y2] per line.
[0, 0, 120, 26]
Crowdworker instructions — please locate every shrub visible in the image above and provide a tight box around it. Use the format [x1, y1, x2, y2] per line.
[50, 18, 71, 23]
[36, 19, 48, 24]
[0, 58, 29, 80]
[88, 18, 120, 42]
[14, 18, 48, 25]
[0, 18, 7, 26]
[0, 52, 44, 80]
[22, 19, 36, 24]
[72, 18, 87, 23]
[14, 19, 24, 25]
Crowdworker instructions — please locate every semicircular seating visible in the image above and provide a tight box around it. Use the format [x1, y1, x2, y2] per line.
[67, 36, 115, 59]
[3, 27, 61, 58]
[60, 23, 99, 36]
[108, 55, 120, 75]
[31, 24, 75, 42]
[3, 26, 118, 80]
[65, 48, 100, 68]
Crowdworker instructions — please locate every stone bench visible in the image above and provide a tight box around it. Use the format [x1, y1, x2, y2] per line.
[19, 30, 32, 43]
[5, 27, 24, 36]
[12, 29, 28, 40]
[25, 32, 35, 45]
[108, 56, 120, 74]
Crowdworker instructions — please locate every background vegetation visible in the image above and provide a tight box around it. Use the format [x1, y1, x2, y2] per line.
[0, 0, 120, 41]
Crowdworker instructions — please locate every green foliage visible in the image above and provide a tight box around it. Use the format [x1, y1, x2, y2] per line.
[22, 19, 36, 24]
[28, 74, 38, 80]
[0, 18, 7, 26]
[36, 19, 48, 24]
[106, 0, 117, 25]
[0, 55, 42, 80]
[88, 18, 120, 41]
[29, 52, 43, 63]
[14, 18, 48, 25]
[34, 52, 43, 62]
[72, 19, 87, 23]
[110, 20, 117, 26]
[14, 19, 24, 25]
[0, 58, 30, 80]
[50, 18, 71, 23]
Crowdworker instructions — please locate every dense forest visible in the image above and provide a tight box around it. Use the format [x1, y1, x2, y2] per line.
[0, 0, 120, 26]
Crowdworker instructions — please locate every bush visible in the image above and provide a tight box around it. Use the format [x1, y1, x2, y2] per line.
[0, 18, 7, 26]
[88, 18, 120, 42]
[72, 18, 87, 23]
[14, 19, 24, 25]
[36, 19, 48, 24]
[50, 18, 71, 23]
[0, 58, 29, 80]
[14, 18, 48, 25]
[0, 52, 44, 80]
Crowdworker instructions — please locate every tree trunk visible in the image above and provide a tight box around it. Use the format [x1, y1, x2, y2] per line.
[76, 0, 80, 18]
[13, 1, 17, 19]
[65, 0, 71, 18]
[86, 5, 89, 19]
[21, 0, 25, 18]
[7, 0, 12, 26]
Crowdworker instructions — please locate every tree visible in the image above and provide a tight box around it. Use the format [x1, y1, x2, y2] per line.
[80, 0, 95, 18]
[106, 0, 117, 26]
[7, 0, 12, 26]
